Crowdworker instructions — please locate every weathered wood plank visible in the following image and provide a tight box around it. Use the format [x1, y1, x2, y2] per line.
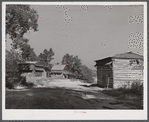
[114, 78, 143, 80]
[113, 58, 143, 88]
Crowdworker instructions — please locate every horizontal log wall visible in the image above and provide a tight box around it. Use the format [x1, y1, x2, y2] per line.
[113, 59, 143, 89]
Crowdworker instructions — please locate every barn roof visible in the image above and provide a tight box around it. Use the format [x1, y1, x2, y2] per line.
[112, 51, 143, 59]
[94, 52, 143, 66]
[95, 52, 143, 62]
[35, 61, 47, 67]
[18, 61, 46, 72]
[19, 61, 46, 67]
[51, 65, 65, 71]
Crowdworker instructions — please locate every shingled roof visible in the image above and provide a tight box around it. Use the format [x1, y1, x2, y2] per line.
[112, 51, 143, 59]
[94, 52, 143, 67]
[95, 51, 143, 62]
[51, 65, 65, 71]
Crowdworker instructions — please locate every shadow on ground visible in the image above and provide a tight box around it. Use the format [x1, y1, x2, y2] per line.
[6, 87, 139, 109]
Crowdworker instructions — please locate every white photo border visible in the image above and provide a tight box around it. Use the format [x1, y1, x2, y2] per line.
[2, 2, 148, 120]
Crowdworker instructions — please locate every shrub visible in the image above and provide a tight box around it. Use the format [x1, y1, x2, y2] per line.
[6, 73, 22, 89]
[118, 81, 143, 96]
[20, 76, 35, 88]
[130, 81, 143, 95]
[79, 65, 94, 83]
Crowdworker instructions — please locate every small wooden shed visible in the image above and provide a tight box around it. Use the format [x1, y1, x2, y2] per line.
[94, 52, 143, 89]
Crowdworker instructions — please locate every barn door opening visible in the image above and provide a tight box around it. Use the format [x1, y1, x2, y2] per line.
[102, 75, 112, 88]
[102, 75, 107, 87]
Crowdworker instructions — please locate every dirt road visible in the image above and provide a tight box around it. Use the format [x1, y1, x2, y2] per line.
[6, 79, 132, 109]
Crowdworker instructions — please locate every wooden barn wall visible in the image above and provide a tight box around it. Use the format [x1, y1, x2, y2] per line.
[97, 65, 113, 88]
[113, 58, 143, 89]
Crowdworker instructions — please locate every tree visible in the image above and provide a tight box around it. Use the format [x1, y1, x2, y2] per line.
[38, 53, 44, 61]
[38, 48, 55, 66]
[48, 48, 55, 62]
[43, 49, 49, 62]
[6, 5, 38, 46]
[6, 49, 23, 88]
[20, 43, 32, 61]
[5, 5, 39, 89]
[62, 53, 74, 71]
[28, 48, 38, 61]
[61, 53, 94, 83]
[19, 43, 38, 61]
[62, 54, 82, 73]
[6, 49, 21, 73]
[80, 65, 94, 83]
[71, 55, 82, 74]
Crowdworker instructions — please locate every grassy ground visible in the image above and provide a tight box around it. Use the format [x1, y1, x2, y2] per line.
[102, 89, 143, 109]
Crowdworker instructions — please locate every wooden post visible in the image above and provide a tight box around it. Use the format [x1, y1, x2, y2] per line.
[107, 77, 109, 90]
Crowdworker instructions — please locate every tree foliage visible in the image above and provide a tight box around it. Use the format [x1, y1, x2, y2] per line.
[6, 49, 21, 73]
[5, 5, 39, 89]
[80, 65, 94, 83]
[6, 5, 39, 50]
[6, 5, 39, 62]
[38, 48, 55, 66]
[62, 54, 94, 83]
[20, 43, 38, 61]
[6, 5, 38, 40]
[28, 48, 38, 61]
[62, 53, 74, 71]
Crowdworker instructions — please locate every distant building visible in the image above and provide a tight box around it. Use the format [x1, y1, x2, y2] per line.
[18, 61, 47, 80]
[51, 64, 73, 78]
[94, 52, 143, 89]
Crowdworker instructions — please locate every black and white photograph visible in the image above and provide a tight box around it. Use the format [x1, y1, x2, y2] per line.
[2, 1, 147, 120]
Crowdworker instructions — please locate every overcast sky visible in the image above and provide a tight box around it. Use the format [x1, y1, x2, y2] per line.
[6, 5, 144, 70]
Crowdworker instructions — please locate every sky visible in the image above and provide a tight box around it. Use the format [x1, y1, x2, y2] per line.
[6, 5, 144, 70]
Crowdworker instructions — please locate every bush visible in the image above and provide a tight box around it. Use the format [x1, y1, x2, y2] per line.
[79, 65, 94, 83]
[6, 77, 15, 89]
[130, 81, 143, 95]
[6, 74, 35, 89]
[20, 76, 35, 88]
[118, 81, 143, 96]
[6, 73, 21, 89]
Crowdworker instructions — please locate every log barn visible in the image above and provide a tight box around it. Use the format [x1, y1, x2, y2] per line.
[94, 52, 143, 89]
[18, 61, 47, 80]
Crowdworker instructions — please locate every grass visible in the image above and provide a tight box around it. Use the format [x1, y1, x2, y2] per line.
[102, 84, 143, 109]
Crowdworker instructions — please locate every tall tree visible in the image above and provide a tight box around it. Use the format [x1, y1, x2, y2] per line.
[62, 53, 74, 71]
[6, 5, 38, 45]
[5, 5, 39, 88]
[19, 43, 38, 61]
[71, 55, 82, 74]
[6, 49, 22, 73]
[80, 65, 94, 83]
[38, 48, 55, 66]
[61, 53, 94, 83]
[28, 48, 38, 61]
[20, 43, 32, 61]
[38, 53, 44, 61]
[47, 48, 55, 63]
[43, 49, 49, 62]
[62, 54, 82, 74]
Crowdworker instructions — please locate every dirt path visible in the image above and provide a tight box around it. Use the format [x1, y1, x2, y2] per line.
[6, 79, 132, 109]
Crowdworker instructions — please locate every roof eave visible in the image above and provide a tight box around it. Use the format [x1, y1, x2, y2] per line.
[112, 57, 143, 60]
